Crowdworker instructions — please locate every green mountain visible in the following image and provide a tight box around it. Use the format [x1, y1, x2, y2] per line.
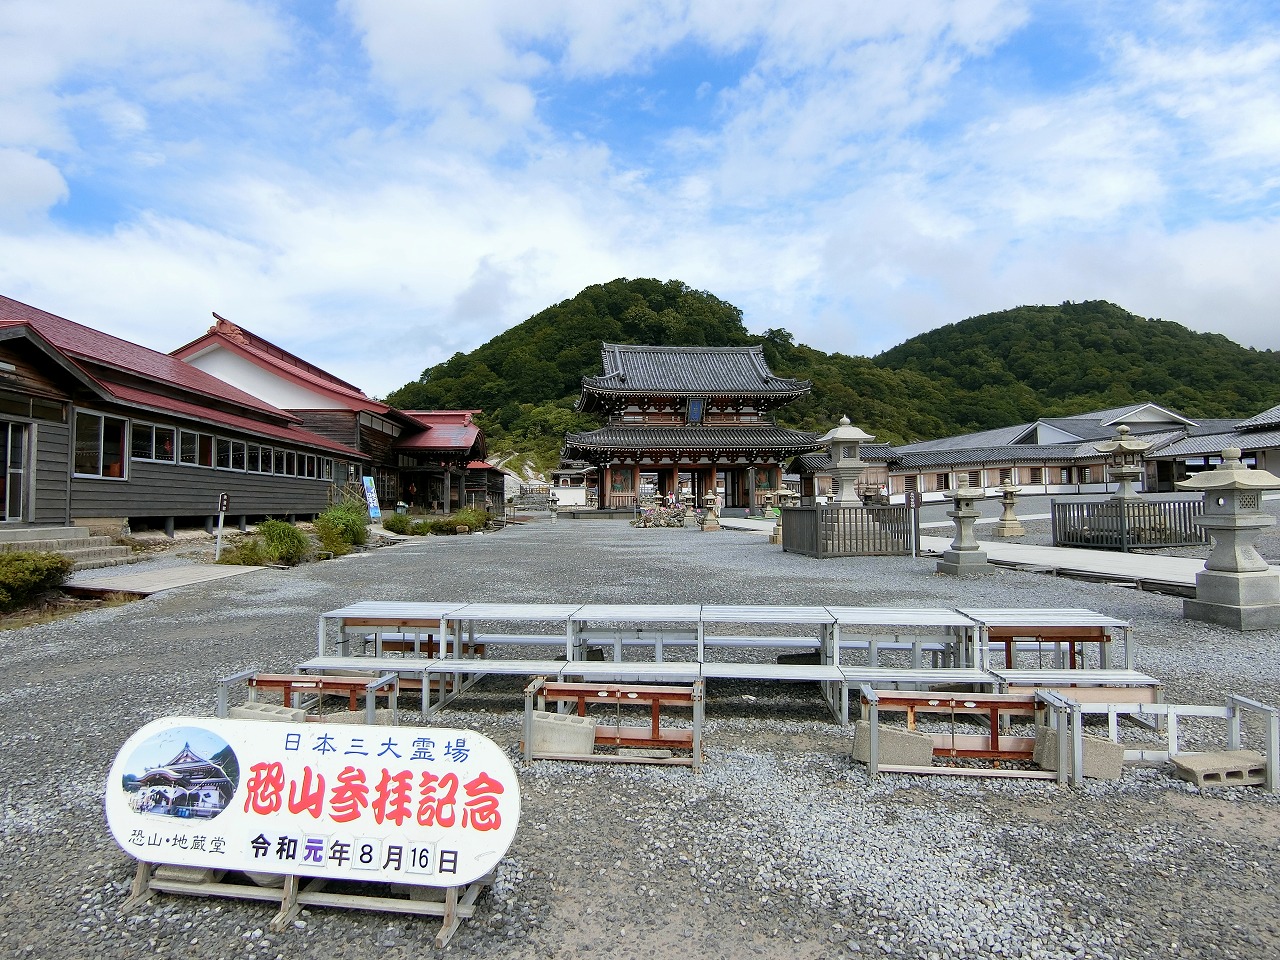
[385, 281, 1280, 466]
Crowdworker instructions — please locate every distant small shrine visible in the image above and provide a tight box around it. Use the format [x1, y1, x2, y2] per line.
[562, 344, 824, 512]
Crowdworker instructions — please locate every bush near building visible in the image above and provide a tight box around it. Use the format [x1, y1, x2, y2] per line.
[381, 507, 492, 536]
[0, 552, 74, 611]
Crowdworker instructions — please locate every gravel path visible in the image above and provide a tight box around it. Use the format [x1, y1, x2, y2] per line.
[3, 520, 1279, 960]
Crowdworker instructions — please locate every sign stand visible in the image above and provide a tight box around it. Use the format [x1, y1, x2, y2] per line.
[215, 492, 229, 562]
[905, 490, 922, 557]
[121, 861, 494, 948]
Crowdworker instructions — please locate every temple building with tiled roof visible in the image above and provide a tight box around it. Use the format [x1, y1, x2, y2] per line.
[562, 343, 824, 512]
[0, 294, 370, 534]
[174, 317, 500, 510]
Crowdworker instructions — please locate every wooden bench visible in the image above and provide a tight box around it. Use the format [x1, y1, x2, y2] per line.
[858, 686, 1053, 778]
[522, 677, 704, 769]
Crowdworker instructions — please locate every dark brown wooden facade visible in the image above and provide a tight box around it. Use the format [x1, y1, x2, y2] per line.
[0, 296, 369, 533]
[562, 344, 824, 512]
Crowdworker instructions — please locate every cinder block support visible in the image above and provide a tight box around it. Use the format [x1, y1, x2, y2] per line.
[529, 710, 597, 757]
[1034, 724, 1124, 780]
[851, 720, 935, 768]
[1171, 750, 1268, 788]
[229, 702, 308, 722]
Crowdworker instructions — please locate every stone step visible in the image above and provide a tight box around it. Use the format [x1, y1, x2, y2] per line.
[0, 535, 117, 554]
[0, 526, 92, 544]
[70, 553, 143, 572]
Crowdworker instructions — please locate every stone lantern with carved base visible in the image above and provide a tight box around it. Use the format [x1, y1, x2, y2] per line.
[992, 481, 1025, 537]
[821, 416, 875, 505]
[1096, 424, 1151, 500]
[769, 488, 798, 545]
[1176, 448, 1280, 630]
[936, 484, 990, 575]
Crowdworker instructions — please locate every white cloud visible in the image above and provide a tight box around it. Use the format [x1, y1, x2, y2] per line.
[0, 149, 69, 225]
[2, 0, 1280, 412]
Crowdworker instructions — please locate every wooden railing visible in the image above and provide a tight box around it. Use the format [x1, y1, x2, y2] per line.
[781, 505, 912, 557]
[1051, 498, 1208, 551]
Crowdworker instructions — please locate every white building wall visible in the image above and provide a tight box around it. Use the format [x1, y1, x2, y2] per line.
[183, 347, 347, 410]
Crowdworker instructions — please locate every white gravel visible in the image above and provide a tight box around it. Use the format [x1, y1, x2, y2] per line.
[2, 519, 1279, 960]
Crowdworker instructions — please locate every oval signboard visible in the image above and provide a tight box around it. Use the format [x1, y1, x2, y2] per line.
[105, 717, 520, 887]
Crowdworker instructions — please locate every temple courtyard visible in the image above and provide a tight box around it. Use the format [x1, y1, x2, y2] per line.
[4, 518, 1280, 960]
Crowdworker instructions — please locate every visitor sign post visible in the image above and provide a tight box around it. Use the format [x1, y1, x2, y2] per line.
[215, 493, 229, 561]
[106, 717, 521, 939]
[361, 476, 382, 520]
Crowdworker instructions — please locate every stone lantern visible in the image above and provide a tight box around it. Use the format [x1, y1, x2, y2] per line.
[1095, 424, 1151, 500]
[821, 416, 875, 505]
[1177, 448, 1280, 630]
[769, 488, 799, 545]
[548, 491, 559, 524]
[936, 483, 990, 576]
[701, 491, 721, 531]
[992, 481, 1025, 537]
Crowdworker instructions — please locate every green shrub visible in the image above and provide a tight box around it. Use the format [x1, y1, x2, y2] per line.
[218, 537, 269, 566]
[313, 515, 352, 556]
[220, 520, 312, 566]
[0, 551, 73, 611]
[453, 506, 491, 530]
[381, 512, 412, 535]
[410, 519, 437, 535]
[319, 501, 369, 546]
[259, 519, 310, 565]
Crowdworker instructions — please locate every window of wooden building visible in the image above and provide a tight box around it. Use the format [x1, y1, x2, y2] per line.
[74, 410, 127, 479]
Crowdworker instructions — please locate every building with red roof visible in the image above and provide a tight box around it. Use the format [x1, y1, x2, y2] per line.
[173, 317, 500, 510]
[0, 295, 369, 534]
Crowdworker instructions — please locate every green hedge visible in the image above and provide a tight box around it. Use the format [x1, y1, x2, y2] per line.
[0, 551, 73, 611]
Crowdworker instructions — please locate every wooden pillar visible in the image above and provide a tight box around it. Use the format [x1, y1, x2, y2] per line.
[747, 464, 756, 513]
[601, 465, 611, 509]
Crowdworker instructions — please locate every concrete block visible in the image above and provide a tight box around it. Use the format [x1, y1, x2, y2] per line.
[1034, 725, 1125, 779]
[229, 702, 307, 722]
[1170, 750, 1268, 788]
[317, 708, 399, 725]
[530, 710, 597, 756]
[851, 720, 935, 767]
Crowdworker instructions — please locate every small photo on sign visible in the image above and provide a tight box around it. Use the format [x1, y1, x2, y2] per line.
[118, 725, 239, 821]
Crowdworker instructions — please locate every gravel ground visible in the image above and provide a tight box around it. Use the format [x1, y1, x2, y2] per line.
[3, 518, 1280, 960]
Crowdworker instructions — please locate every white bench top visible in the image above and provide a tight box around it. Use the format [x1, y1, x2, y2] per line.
[570, 604, 702, 623]
[322, 601, 468, 620]
[701, 662, 844, 682]
[957, 608, 1130, 629]
[700, 604, 834, 624]
[843, 667, 996, 685]
[991, 668, 1159, 686]
[445, 602, 585, 620]
[826, 606, 977, 628]
[561, 661, 704, 681]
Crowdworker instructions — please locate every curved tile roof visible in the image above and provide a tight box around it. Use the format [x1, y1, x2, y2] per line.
[1237, 402, 1280, 431]
[582, 343, 810, 395]
[564, 424, 824, 455]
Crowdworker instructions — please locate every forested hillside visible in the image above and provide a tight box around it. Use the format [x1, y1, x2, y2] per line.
[385, 280, 1280, 469]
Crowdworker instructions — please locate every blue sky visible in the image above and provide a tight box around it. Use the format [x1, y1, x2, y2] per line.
[2, 0, 1279, 399]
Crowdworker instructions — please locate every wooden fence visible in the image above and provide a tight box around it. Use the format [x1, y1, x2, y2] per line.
[781, 505, 913, 557]
[1051, 498, 1208, 551]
